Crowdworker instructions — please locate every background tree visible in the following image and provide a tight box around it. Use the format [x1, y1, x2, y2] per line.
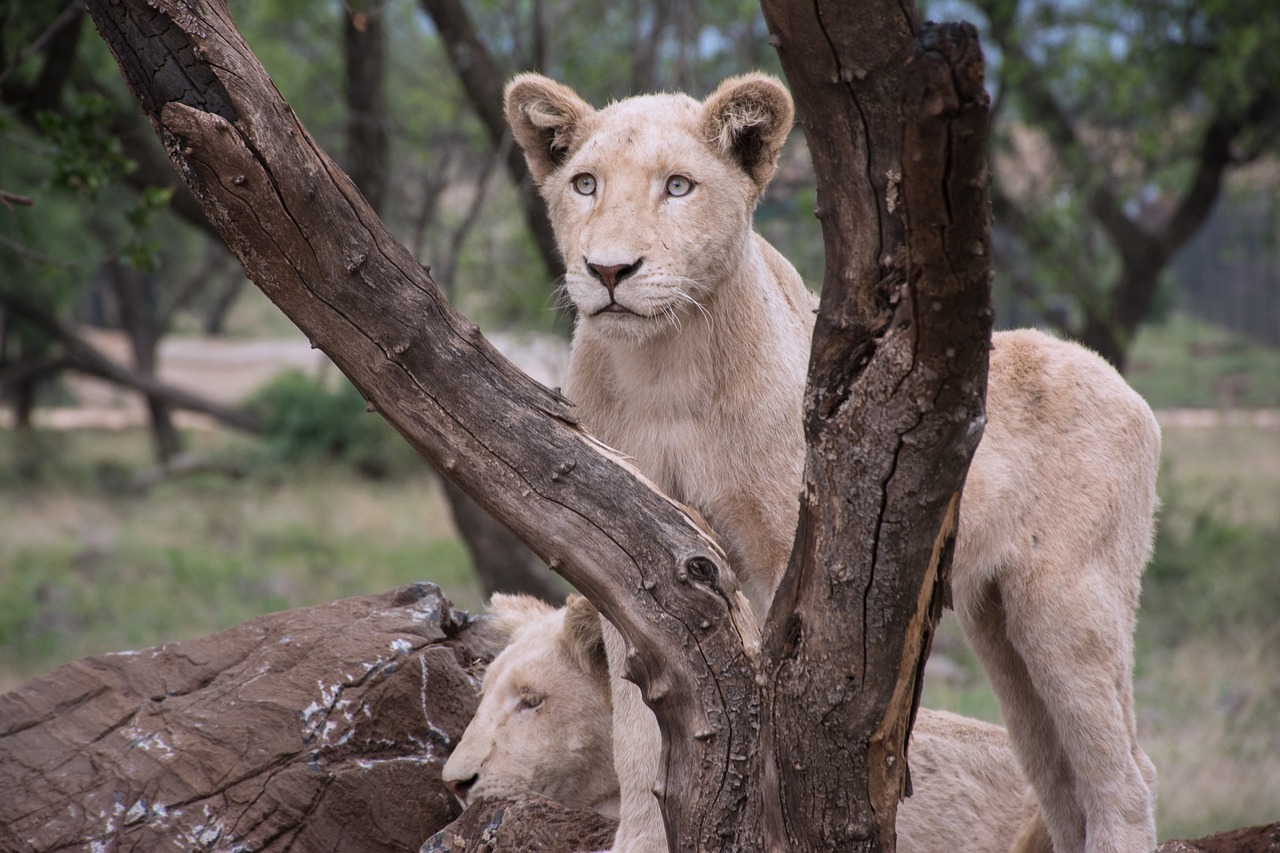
[1, 1, 264, 461]
[929, 0, 1280, 369]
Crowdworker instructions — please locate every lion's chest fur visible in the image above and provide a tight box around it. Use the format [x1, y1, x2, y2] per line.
[565, 263, 812, 600]
[568, 328, 720, 497]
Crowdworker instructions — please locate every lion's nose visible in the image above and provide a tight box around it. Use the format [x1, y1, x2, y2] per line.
[446, 773, 478, 804]
[586, 258, 643, 298]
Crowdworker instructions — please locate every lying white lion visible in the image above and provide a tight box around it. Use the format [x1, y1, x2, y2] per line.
[503, 72, 1161, 853]
[444, 593, 619, 817]
[444, 595, 1052, 853]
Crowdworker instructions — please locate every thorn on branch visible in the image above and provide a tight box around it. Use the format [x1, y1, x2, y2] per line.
[344, 251, 368, 273]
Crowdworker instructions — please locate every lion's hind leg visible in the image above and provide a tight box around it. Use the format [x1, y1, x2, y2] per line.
[966, 570, 1156, 853]
[961, 589, 1086, 851]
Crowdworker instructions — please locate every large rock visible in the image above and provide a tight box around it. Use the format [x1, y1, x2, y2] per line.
[0, 582, 492, 852]
[1158, 823, 1280, 853]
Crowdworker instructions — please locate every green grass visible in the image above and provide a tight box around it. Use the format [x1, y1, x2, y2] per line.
[0, 429, 480, 690]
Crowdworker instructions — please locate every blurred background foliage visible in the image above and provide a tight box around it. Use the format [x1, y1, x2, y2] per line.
[1, 0, 1279, 839]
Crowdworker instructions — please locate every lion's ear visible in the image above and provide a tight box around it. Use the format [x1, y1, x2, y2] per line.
[560, 594, 608, 682]
[700, 73, 794, 192]
[504, 73, 596, 185]
[483, 593, 556, 649]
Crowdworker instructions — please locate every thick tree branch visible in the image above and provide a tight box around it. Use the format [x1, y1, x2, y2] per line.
[760, 6, 991, 849]
[85, 3, 758, 847]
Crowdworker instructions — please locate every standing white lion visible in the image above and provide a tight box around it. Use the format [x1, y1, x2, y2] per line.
[503, 72, 1160, 853]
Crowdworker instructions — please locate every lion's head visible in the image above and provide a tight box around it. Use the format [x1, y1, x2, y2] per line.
[504, 73, 793, 344]
[442, 593, 617, 816]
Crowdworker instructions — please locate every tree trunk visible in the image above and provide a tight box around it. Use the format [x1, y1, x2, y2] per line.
[758, 7, 992, 847]
[440, 478, 567, 605]
[107, 259, 183, 463]
[344, 0, 390, 215]
[417, 0, 565, 281]
[84, 1, 991, 848]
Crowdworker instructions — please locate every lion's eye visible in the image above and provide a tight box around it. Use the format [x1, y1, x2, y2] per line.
[665, 175, 694, 197]
[517, 689, 545, 711]
[572, 173, 597, 196]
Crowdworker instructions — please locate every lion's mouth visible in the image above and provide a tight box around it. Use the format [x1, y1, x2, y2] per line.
[595, 301, 636, 316]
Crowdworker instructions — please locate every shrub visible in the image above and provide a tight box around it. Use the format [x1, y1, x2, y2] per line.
[246, 370, 418, 478]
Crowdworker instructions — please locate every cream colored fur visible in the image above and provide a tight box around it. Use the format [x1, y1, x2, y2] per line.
[446, 596, 1052, 853]
[442, 594, 619, 817]
[504, 73, 1160, 853]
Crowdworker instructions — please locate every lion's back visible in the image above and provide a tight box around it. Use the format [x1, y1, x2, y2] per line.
[954, 328, 1161, 602]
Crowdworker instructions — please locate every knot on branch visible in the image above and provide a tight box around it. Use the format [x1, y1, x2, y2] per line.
[679, 556, 719, 588]
[88, 0, 237, 123]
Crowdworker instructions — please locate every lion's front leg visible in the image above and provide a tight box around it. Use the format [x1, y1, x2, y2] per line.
[602, 618, 669, 853]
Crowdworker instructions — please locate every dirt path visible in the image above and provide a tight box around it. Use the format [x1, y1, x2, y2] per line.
[3, 329, 1274, 432]
[3, 328, 568, 431]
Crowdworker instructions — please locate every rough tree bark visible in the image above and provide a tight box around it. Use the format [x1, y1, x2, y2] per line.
[757, 7, 993, 847]
[83, 1, 990, 849]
